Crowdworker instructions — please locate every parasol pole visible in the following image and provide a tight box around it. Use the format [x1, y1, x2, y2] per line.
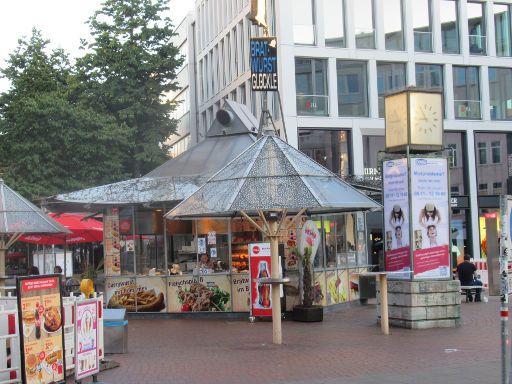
[269, 218, 282, 345]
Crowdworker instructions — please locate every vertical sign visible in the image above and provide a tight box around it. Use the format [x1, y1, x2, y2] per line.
[410, 158, 450, 279]
[249, 243, 272, 317]
[382, 158, 411, 278]
[75, 299, 100, 380]
[250, 37, 278, 91]
[104, 207, 121, 276]
[17, 275, 65, 384]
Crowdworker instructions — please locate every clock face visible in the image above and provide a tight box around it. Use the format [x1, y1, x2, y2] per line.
[410, 92, 443, 146]
[385, 93, 408, 149]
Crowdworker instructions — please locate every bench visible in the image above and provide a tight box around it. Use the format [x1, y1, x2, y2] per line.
[460, 285, 484, 302]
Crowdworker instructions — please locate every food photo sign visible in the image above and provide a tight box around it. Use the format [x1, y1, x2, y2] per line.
[104, 208, 121, 276]
[75, 299, 99, 380]
[106, 277, 166, 312]
[17, 275, 65, 384]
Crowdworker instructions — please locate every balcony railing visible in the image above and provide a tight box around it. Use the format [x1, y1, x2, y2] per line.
[454, 100, 481, 119]
[414, 31, 433, 52]
[296, 95, 329, 116]
[469, 34, 487, 55]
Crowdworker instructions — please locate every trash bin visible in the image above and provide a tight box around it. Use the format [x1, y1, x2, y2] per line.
[359, 275, 376, 299]
[104, 308, 128, 354]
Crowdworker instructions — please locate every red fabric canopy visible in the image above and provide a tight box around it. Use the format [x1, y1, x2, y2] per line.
[19, 213, 103, 245]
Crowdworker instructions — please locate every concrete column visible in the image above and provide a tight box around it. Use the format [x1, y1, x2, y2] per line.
[480, 65, 490, 121]
[431, 0, 442, 54]
[486, 1, 497, 57]
[444, 64, 455, 120]
[459, 0, 470, 60]
[466, 130, 482, 259]
[368, 60, 379, 119]
[328, 57, 339, 118]
[374, 0, 385, 50]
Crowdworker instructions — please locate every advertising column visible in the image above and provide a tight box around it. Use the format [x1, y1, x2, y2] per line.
[249, 243, 272, 317]
[410, 158, 451, 279]
[382, 158, 411, 278]
[17, 275, 65, 384]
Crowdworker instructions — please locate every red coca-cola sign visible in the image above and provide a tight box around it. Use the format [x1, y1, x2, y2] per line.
[252, 245, 260, 254]
[119, 219, 131, 233]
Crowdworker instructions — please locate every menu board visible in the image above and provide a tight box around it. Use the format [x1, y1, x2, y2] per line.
[75, 299, 99, 380]
[17, 275, 65, 384]
[104, 207, 121, 276]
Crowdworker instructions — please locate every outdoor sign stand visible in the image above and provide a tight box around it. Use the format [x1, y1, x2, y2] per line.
[74, 297, 100, 383]
[16, 274, 66, 384]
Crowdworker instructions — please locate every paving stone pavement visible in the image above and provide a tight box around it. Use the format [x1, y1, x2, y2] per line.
[80, 296, 506, 384]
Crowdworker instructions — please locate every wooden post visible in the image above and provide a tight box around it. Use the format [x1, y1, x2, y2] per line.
[380, 274, 389, 335]
[269, 221, 282, 345]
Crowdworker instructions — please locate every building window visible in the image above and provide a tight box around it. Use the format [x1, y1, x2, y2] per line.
[489, 68, 512, 120]
[451, 186, 460, 195]
[413, 0, 432, 52]
[298, 129, 351, 177]
[453, 66, 481, 119]
[293, 0, 315, 45]
[447, 143, 458, 168]
[440, 0, 460, 54]
[491, 141, 501, 164]
[377, 62, 406, 117]
[478, 142, 487, 165]
[324, 0, 345, 48]
[170, 88, 189, 120]
[295, 58, 328, 116]
[494, 182, 503, 194]
[467, 1, 486, 55]
[495, 4, 512, 57]
[337, 60, 368, 117]
[354, 0, 375, 49]
[362, 135, 385, 178]
[383, 0, 404, 50]
[446, 132, 467, 195]
[478, 183, 488, 195]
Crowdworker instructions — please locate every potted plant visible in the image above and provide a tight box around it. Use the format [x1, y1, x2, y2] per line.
[291, 244, 324, 322]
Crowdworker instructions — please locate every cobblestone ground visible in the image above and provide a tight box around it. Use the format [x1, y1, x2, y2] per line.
[83, 297, 504, 384]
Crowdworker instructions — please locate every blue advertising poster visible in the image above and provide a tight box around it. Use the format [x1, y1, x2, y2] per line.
[250, 37, 278, 91]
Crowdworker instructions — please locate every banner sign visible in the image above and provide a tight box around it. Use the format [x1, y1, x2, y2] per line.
[299, 220, 321, 266]
[250, 37, 278, 91]
[104, 207, 121, 276]
[249, 243, 272, 317]
[411, 157, 450, 279]
[382, 158, 411, 278]
[17, 274, 65, 384]
[75, 299, 100, 380]
[499, 196, 512, 294]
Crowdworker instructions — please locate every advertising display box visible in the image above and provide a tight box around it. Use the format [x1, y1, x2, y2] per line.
[17, 274, 66, 384]
[75, 298, 100, 380]
[249, 243, 272, 317]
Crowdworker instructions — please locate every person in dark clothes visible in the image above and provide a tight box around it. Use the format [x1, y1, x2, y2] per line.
[28, 266, 39, 275]
[456, 254, 481, 302]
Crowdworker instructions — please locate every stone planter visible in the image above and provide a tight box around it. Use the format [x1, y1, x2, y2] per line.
[292, 305, 323, 322]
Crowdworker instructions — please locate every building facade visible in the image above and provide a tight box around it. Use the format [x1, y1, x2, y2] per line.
[180, 0, 512, 262]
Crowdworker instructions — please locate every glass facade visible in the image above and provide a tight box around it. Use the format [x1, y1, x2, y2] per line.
[377, 62, 406, 117]
[298, 129, 351, 177]
[383, 0, 404, 50]
[412, 0, 432, 52]
[354, 0, 375, 49]
[495, 4, 511, 56]
[453, 66, 481, 119]
[416, 64, 443, 90]
[474, 133, 512, 196]
[440, 0, 460, 54]
[337, 60, 368, 117]
[293, 0, 315, 45]
[445, 132, 467, 195]
[362, 135, 385, 178]
[467, 1, 486, 55]
[295, 58, 328, 116]
[489, 67, 512, 121]
[324, 0, 345, 48]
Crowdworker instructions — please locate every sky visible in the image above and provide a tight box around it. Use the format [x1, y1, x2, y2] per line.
[0, 0, 194, 92]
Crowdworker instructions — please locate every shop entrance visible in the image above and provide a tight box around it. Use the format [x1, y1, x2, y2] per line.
[479, 208, 500, 295]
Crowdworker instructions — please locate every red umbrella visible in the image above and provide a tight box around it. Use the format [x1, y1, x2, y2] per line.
[19, 213, 103, 245]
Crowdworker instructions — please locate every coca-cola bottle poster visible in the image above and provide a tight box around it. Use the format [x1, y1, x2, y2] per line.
[249, 243, 272, 317]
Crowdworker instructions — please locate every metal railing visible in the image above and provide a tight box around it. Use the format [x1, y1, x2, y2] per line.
[296, 94, 329, 116]
[454, 99, 481, 119]
[414, 30, 433, 52]
[469, 34, 487, 55]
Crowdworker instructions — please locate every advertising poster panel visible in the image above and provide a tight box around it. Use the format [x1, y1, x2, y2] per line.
[167, 275, 197, 313]
[326, 270, 348, 305]
[313, 272, 327, 306]
[17, 275, 65, 384]
[106, 277, 166, 312]
[104, 208, 121, 276]
[250, 37, 278, 91]
[231, 274, 250, 312]
[75, 299, 99, 380]
[249, 243, 272, 317]
[411, 157, 451, 279]
[382, 158, 411, 278]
